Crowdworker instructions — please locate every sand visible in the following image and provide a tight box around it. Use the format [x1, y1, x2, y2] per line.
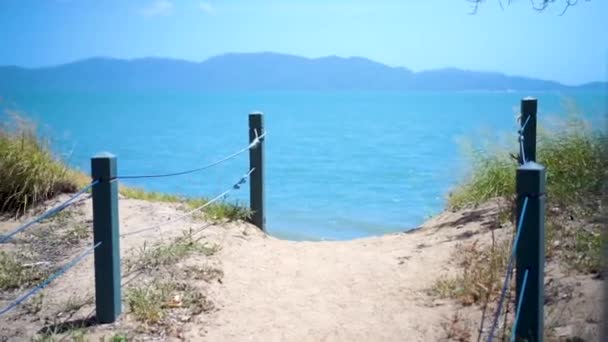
[0, 195, 603, 341]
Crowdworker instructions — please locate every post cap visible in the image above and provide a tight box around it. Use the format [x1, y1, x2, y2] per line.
[522, 97, 537, 101]
[91, 153, 117, 179]
[249, 111, 264, 115]
[517, 162, 546, 195]
[92, 152, 116, 159]
[518, 161, 544, 171]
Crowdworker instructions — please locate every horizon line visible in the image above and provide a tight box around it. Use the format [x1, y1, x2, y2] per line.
[1, 51, 606, 87]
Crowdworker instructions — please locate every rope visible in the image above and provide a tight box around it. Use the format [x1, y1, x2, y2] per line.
[487, 196, 529, 342]
[120, 168, 255, 237]
[519, 136, 527, 164]
[510, 269, 530, 342]
[116, 132, 265, 180]
[520, 115, 531, 133]
[518, 115, 531, 164]
[0, 242, 101, 316]
[0, 180, 99, 244]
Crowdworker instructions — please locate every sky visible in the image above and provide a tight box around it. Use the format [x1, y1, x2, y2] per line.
[0, 0, 606, 85]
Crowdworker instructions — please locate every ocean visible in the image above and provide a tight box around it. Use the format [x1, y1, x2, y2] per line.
[1, 90, 605, 240]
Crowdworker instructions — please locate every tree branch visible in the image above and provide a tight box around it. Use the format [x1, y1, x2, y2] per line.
[467, 0, 589, 14]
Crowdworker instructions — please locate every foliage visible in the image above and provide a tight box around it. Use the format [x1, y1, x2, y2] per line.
[0, 113, 77, 216]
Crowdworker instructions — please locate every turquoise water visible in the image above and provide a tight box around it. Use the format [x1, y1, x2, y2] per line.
[1, 90, 605, 240]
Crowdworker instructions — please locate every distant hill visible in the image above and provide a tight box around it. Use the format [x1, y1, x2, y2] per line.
[0, 52, 604, 92]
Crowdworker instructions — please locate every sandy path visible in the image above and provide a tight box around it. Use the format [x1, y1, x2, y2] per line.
[1, 196, 601, 341]
[194, 211, 495, 341]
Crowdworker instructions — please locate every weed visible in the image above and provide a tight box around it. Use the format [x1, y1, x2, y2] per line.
[0, 251, 47, 290]
[63, 224, 90, 244]
[23, 293, 44, 315]
[126, 279, 212, 325]
[111, 333, 129, 342]
[430, 239, 510, 306]
[60, 294, 93, 315]
[69, 329, 87, 342]
[440, 311, 472, 341]
[121, 186, 251, 221]
[183, 265, 224, 282]
[126, 230, 219, 272]
[566, 229, 602, 274]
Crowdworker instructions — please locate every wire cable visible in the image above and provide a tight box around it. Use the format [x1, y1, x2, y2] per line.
[116, 132, 265, 180]
[510, 269, 530, 342]
[487, 196, 529, 342]
[120, 168, 255, 237]
[0, 180, 99, 244]
[0, 242, 101, 316]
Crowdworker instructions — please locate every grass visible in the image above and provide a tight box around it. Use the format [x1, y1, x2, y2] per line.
[447, 114, 606, 212]
[186, 198, 252, 221]
[120, 185, 252, 221]
[119, 186, 183, 203]
[111, 333, 129, 342]
[0, 113, 78, 217]
[432, 107, 606, 340]
[446, 110, 605, 275]
[182, 265, 224, 283]
[0, 111, 250, 222]
[59, 293, 93, 315]
[566, 227, 603, 274]
[430, 239, 510, 306]
[62, 223, 91, 244]
[126, 229, 220, 272]
[126, 279, 212, 325]
[440, 311, 472, 342]
[0, 251, 47, 290]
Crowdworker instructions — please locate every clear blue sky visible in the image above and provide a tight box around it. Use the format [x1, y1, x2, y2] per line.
[1, 0, 606, 85]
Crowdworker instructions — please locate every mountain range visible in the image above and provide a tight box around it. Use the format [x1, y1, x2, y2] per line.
[0, 52, 604, 92]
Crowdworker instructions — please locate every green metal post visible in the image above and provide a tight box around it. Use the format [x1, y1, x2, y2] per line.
[515, 161, 546, 341]
[519, 97, 538, 164]
[249, 112, 266, 231]
[91, 153, 122, 323]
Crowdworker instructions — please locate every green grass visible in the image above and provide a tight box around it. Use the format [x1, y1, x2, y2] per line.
[126, 229, 220, 272]
[0, 113, 78, 216]
[433, 106, 606, 313]
[126, 279, 212, 325]
[447, 114, 607, 212]
[0, 251, 47, 290]
[121, 185, 252, 221]
[0, 111, 249, 222]
[186, 198, 252, 221]
[119, 186, 183, 203]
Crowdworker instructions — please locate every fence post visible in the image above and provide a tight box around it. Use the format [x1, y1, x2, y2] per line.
[515, 161, 546, 341]
[91, 153, 122, 323]
[248, 112, 266, 231]
[519, 97, 538, 164]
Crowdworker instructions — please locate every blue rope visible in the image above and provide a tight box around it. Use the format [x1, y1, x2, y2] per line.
[487, 196, 529, 342]
[0, 241, 101, 316]
[510, 269, 530, 342]
[116, 133, 265, 180]
[518, 115, 531, 165]
[520, 115, 531, 133]
[519, 136, 527, 164]
[0, 180, 99, 244]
